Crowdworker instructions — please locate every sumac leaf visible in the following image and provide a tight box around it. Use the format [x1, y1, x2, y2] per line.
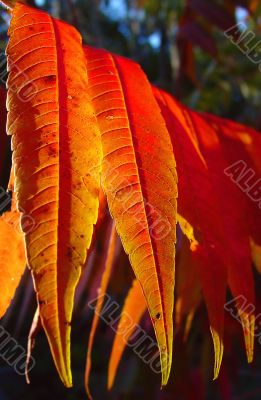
[6, 4, 102, 386]
[108, 279, 147, 390]
[85, 46, 178, 385]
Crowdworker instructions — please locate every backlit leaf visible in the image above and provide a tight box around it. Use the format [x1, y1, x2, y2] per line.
[6, 3, 102, 386]
[85, 220, 117, 399]
[190, 111, 255, 363]
[154, 88, 226, 378]
[175, 235, 201, 339]
[204, 113, 261, 247]
[0, 198, 26, 319]
[85, 46, 178, 385]
[108, 278, 147, 390]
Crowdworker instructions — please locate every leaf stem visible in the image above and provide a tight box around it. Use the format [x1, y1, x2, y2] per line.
[0, 0, 15, 9]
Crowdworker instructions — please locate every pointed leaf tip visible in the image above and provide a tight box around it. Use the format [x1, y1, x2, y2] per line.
[210, 327, 224, 380]
[108, 279, 147, 390]
[7, 3, 102, 387]
[85, 46, 177, 387]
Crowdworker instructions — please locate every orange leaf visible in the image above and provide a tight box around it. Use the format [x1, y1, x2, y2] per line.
[84, 46, 178, 385]
[6, 4, 102, 386]
[108, 278, 147, 390]
[0, 206, 26, 319]
[177, 212, 199, 248]
[0, 86, 12, 189]
[85, 220, 117, 399]
[107, 213, 198, 389]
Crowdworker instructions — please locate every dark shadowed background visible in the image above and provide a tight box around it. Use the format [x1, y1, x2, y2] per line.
[0, 1, 260, 399]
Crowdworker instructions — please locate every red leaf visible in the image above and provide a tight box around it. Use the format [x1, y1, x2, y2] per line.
[189, 110, 255, 363]
[154, 88, 226, 378]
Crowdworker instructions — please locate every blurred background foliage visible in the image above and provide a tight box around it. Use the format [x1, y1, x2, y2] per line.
[1, 0, 260, 127]
[0, 1, 260, 399]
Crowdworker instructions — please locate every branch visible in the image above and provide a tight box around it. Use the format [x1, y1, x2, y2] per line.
[0, 0, 15, 8]
[0, 0, 34, 9]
